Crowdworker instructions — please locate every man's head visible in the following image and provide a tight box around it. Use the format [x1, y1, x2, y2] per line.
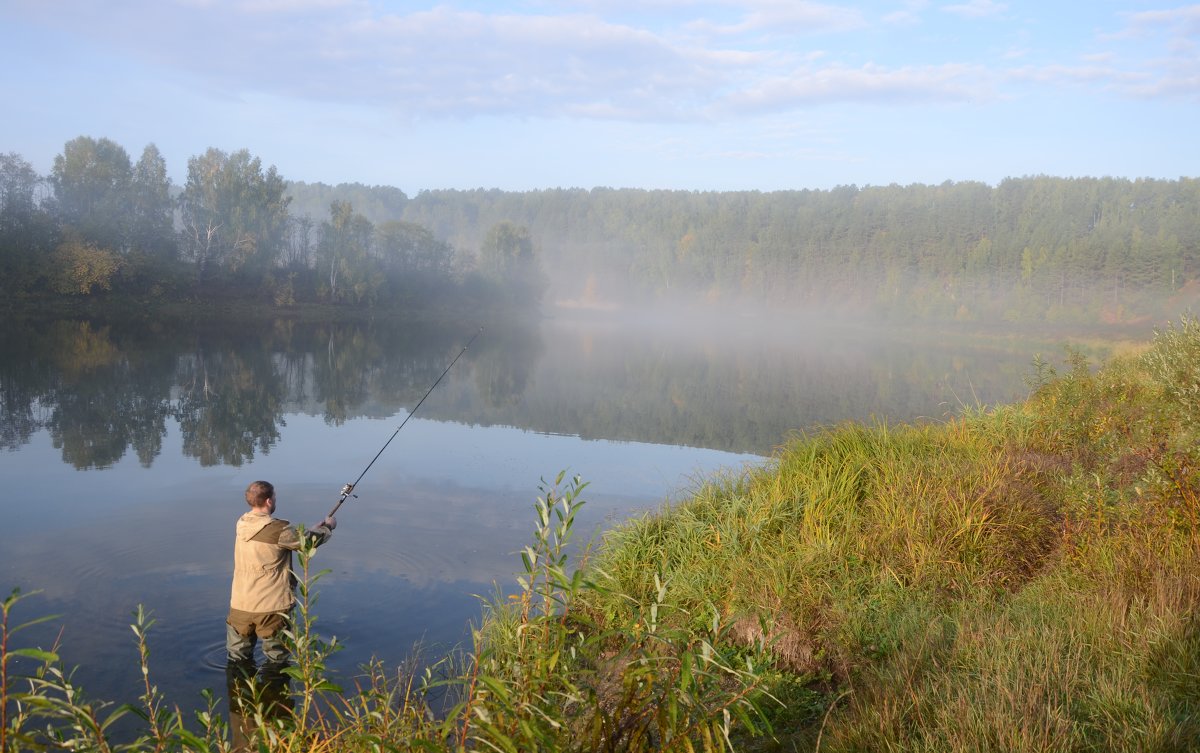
[245, 480, 276, 514]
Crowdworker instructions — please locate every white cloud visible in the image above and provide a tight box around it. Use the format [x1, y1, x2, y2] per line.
[6, 0, 1192, 125]
[941, 0, 1007, 19]
[338, 8, 723, 119]
[1006, 63, 1138, 87]
[883, 0, 931, 26]
[1124, 4, 1200, 33]
[1124, 73, 1200, 98]
[173, 0, 357, 10]
[684, 1, 865, 36]
[1103, 4, 1200, 99]
[1002, 56, 1199, 103]
[720, 63, 991, 113]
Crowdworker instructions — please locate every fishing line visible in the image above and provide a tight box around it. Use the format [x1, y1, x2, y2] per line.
[326, 326, 483, 519]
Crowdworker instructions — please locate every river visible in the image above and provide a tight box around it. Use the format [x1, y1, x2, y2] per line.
[0, 308, 1055, 715]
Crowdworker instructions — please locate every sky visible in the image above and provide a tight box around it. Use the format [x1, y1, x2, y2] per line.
[2, 0, 1198, 193]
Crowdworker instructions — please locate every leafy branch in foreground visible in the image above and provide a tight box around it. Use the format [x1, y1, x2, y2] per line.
[2, 589, 228, 753]
[445, 471, 772, 753]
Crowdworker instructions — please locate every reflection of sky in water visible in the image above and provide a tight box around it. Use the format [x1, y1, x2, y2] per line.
[263, 413, 761, 497]
[0, 411, 760, 714]
[4, 414, 761, 528]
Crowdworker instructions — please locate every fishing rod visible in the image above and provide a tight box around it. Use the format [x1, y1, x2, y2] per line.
[326, 326, 482, 519]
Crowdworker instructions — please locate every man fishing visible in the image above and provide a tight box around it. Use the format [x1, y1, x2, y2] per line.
[226, 480, 337, 673]
[223, 329, 479, 675]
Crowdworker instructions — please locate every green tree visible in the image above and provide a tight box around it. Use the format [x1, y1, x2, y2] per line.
[120, 144, 181, 296]
[479, 220, 547, 306]
[0, 152, 56, 294]
[178, 148, 290, 288]
[375, 220, 454, 299]
[283, 214, 316, 270]
[51, 136, 133, 252]
[318, 200, 379, 303]
[129, 144, 175, 257]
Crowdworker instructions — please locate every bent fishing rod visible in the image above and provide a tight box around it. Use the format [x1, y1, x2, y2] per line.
[326, 326, 482, 519]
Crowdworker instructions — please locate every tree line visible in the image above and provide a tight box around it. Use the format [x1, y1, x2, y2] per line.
[382, 179, 1200, 323]
[5, 135, 1198, 323]
[0, 137, 544, 311]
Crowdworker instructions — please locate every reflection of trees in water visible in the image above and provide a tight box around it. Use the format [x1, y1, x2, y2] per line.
[0, 313, 1041, 466]
[0, 319, 180, 468]
[471, 321, 544, 408]
[435, 322, 1040, 455]
[0, 321, 48, 449]
[0, 401, 37, 451]
[175, 345, 284, 467]
[44, 321, 174, 468]
[0, 314, 485, 468]
[314, 323, 380, 425]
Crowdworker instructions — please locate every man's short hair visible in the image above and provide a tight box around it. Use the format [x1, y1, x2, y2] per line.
[246, 480, 275, 507]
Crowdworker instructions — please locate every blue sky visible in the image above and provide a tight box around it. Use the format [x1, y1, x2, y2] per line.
[2, 0, 1197, 192]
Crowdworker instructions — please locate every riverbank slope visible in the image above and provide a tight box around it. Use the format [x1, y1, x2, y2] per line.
[582, 317, 1200, 750]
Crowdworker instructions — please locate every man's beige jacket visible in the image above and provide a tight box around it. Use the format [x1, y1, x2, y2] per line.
[230, 510, 332, 614]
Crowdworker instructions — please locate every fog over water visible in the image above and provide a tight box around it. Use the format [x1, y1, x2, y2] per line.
[0, 307, 1076, 717]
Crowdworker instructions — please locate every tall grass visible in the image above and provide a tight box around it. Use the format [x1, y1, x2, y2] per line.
[6, 317, 1200, 751]
[584, 316, 1200, 751]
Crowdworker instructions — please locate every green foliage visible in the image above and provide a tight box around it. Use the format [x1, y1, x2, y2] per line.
[286, 181, 409, 227]
[2, 587, 226, 752]
[317, 200, 381, 304]
[478, 220, 548, 307]
[399, 177, 1200, 322]
[0, 152, 58, 296]
[128, 144, 176, 261]
[1142, 314, 1200, 434]
[179, 147, 292, 289]
[442, 472, 771, 753]
[51, 136, 134, 253]
[375, 220, 454, 284]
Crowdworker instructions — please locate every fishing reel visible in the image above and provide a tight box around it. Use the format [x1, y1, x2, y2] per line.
[340, 483, 357, 499]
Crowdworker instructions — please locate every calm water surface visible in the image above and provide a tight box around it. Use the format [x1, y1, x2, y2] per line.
[0, 310, 1050, 714]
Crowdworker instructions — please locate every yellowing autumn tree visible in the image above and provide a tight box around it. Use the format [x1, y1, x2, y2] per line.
[49, 234, 122, 294]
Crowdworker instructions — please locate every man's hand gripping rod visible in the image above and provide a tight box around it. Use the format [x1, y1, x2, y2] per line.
[326, 327, 483, 519]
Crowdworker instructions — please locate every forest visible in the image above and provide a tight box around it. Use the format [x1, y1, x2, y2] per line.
[385, 178, 1200, 323]
[3, 135, 1198, 323]
[0, 137, 543, 313]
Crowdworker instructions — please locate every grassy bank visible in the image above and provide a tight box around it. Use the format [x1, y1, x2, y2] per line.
[5, 319, 1200, 751]
[587, 317, 1200, 750]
